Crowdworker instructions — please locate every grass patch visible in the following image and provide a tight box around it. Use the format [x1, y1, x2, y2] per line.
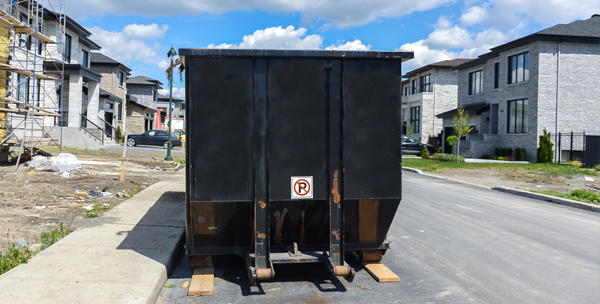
[0, 243, 32, 275]
[85, 204, 109, 218]
[531, 189, 600, 205]
[1, 224, 72, 275]
[403, 158, 599, 178]
[37, 223, 72, 249]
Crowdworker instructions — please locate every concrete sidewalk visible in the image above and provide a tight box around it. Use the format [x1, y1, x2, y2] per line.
[0, 178, 186, 304]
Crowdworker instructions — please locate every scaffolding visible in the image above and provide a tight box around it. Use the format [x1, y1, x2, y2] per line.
[0, 0, 66, 162]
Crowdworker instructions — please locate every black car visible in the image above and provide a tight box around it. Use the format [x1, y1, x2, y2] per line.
[127, 130, 182, 149]
[402, 136, 435, 156]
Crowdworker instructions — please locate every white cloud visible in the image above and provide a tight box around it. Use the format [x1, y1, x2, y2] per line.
[459, 0, 597, 29]
[90, 24, 169, 65]
[325, 39, 371, 51]
[122, 23, 169, 41]
[157, 59, 169, 71]
[69, 0, 455, 28]
[159, 87, 185, 100]
[397, 16, 520, 71]
[208, 26, 323, 49]
[397, 40, 457, 71]
[208, 26, 371, 51]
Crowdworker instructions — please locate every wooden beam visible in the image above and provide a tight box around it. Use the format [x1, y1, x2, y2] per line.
[188, 267, 215, 296]
[361, 261, 400, 283]
[2, 97, 59, 115]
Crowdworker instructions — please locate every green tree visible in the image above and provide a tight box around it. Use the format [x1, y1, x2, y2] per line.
[452, 107, 475, 162]
[537, 128, 553, 163]
[421, 146, 430, 159]
[446, 135, 458, 158]
[115, 126, 122, 143]
[408, 123, 413, 137]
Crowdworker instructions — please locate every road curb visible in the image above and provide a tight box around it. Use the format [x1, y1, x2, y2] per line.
[402, 166, 492, 190]
[492, 187, 600, 213]
[402, 166, 600, 213]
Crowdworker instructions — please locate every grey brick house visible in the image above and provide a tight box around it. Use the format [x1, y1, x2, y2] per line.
[401, 59, 473, 145]
[438, 15, 600, 162]
[126, 76, 162, 134]
[89, 52, 131, 136]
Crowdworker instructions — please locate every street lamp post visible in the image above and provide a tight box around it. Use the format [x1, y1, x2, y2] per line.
[165, 46, 177, 162]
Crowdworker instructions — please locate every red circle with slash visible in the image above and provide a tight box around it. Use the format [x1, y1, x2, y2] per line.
[293, 179, 311, 196]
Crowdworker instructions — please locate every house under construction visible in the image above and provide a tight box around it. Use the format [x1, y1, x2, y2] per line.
[0, 0, 67, 163]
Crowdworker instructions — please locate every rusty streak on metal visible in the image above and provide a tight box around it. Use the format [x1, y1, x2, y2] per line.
[332, 230, 340, 241]
[259, 201, 266, 209]
[331, 170, 341, 205]
[258, 233, 266, 239]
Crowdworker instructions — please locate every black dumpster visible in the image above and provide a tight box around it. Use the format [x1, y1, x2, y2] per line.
[180, 49, 413, 284]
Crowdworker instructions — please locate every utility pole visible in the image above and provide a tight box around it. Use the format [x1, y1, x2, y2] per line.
[164, 46, 176, 162]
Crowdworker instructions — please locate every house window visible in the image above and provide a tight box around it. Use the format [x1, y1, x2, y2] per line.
[507, 99, 528, 133]
[404, 87, 408, 96]
[17, 74, 29, 103]
[508, 52, 529, 84]
[104, 102, 114, 110]
[36, 79, 41, 107]
[468, 70, 482, 95]
[411, 79, 417, 94]
[152, 88, 156, 101]
[118, 71, 124, 86]
[410, 106, 420, 134]
[494, 62, 499, 89]
[82, 50, 89, 68]
[181, 102, 185, 110]
[117, 103, 122, 120]
[64, 34, 72, 63]
[420, 74, 431, 93]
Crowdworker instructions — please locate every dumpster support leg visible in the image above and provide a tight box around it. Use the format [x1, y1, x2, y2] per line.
[253, 59, 273, 284]
[327, 60, 354, 283]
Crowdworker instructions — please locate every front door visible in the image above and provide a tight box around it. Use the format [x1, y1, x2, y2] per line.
[490, 104, 499, 134]
[104, 112, 113, 136]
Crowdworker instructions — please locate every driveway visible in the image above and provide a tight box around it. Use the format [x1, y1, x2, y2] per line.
[157, 171, 600, 303]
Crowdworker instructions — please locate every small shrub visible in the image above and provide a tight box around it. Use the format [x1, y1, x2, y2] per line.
[519, 148, 527, 161]
[437, 146, 442, 154]
[495, 147, 513, 157]
[596, 164, 600, 171]
[431, 153, 465, 162]
[115, 126, 123, 143]
[537, 128, 553, 163]
[505, 156, 516, 161]
[481, 155, 491, 159]
[492, 156, 505, 160]
[570, 189, 600, 204]
[421, 146, 430, 159]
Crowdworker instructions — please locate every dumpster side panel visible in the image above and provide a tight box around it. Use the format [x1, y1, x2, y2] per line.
[267, 59, 328, 201]
[342, 60, 403, 199]
[187, 57, 255, 202]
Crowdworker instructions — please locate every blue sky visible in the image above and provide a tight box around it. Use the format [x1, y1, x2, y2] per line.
[66, 0, 598, 98]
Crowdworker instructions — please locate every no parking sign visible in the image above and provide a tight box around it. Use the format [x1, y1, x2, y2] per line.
[291, 176, 313, 199]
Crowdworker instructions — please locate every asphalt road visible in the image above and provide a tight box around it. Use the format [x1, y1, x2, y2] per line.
[101, 144, 184, 156]
[157, 171, 600, 304]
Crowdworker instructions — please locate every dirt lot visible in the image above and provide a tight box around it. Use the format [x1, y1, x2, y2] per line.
[422, 166, 598, 194]
[0, 148, 184, 251]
